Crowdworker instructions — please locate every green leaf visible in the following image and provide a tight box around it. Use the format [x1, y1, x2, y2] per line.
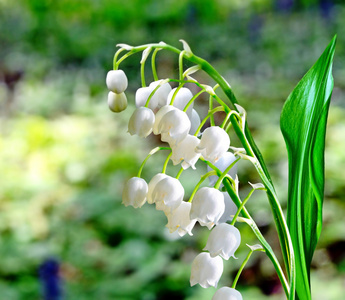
[280, 36, 336, 300]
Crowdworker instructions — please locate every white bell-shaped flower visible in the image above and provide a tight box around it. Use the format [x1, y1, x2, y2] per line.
[170, 134, 201, 169]
[189, 109, 201, 136]
[212, 287, 243, 300]
[147, 173, 168, 204]
[190, 252, 223, 288]
[152, 176, 184, 215]
[149, 81, 172, 108]
[106, 70, 128, 94]
[158, 109, 191, 146]
[208, 152, 238, 186]
[122, 177, 148, 208]
[218, 192, 238, 224]
[166, 201, 196, 236]
[167, 87, 193, 117]
[107, 91, 128, 113]
[190, 187, 225, 229]
[196, 126, 230, 164]
[153, 105, 176, 135]
[128, 107, 155, 138]
[135, 86, 158, 110]
[204, 223, 241, 260]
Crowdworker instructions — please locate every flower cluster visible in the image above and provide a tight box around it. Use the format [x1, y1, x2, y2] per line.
[105, 41, 264, 300]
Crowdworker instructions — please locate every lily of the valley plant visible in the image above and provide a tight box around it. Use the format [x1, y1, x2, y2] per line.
[106, 37, 336, 299]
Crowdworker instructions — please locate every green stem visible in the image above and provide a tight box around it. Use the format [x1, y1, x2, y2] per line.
[232, 248, 263, 289]
[231, 188, 255, 225]
[183, 90, 205, 113]
[137, 147, 170, 177]
[140, 60, 146, 87]
[179, 50, 186, 81]
[176, 167, 184, 180]
[194, 106, 225, 137]
[188, 171, 217, 203]
[213, 157, 241, 189]
[151, 48, 160, 81]
[162, 152, 172, 174]
[113, 48, 126, 70]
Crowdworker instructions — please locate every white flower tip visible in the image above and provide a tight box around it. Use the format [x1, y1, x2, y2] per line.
[201, 84, 215, 95]
[141, 47, 152, 63]
[116, 43, 133, 50]
[179, 39, 193, 57]
[234, 103, 246, 115]
[248, 182, 265, 190]
[183, 65, 201, 77]
[246, 243, 265, 252]
[158, 41, 167, 46]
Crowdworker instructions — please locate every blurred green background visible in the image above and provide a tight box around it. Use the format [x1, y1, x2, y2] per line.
[1, 0, 345, 299]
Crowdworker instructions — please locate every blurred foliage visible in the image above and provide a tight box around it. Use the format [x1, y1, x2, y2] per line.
[0, 0, 345, 299]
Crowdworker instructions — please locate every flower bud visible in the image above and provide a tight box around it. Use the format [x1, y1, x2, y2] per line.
[107, 91, 128, 113]
[167, 87, 193, 117]
[204, 223, 241, 260]
[171, 134, 201, 169]
[122, 177, 148, 208]
[212, 287, 243, 300]
[190, 252, 223, 288]
[128, 107, 155, 138]
[208, 152, 238, 186]
[166, 201, 196, 236]
[147, 173, 168, 204]
[190, 187, 225, 229]
[158, 109, 191, 146]
[218, 192, 238, 224]
[106, 70, 128, 94]
[189, 109, 201, 136]
[153, 105, 176, 135]
[196, 126, 230, 164]
[152, 176, 184, 215]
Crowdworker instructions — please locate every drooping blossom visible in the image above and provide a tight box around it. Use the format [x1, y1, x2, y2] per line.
[190, 187, 225, 229]
[122, 177, 148, 208]
[166, 201, 196, 236]
[152, 176, 184, 215]
[158, 109, 191, 146]
[170, 134, 201, 169]
[128, 107, 155, 138]
[190, 252, 223, 288]
[204, 223, 241, 260]
[196, 126, 230, 164]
